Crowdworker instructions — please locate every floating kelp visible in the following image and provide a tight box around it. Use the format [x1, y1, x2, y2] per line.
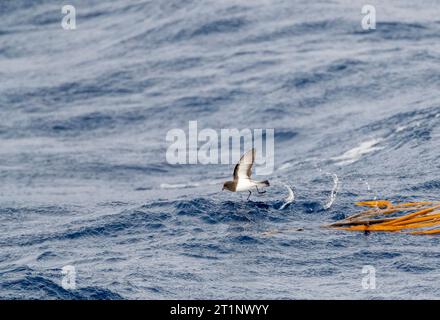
[326, 200, 440, 235]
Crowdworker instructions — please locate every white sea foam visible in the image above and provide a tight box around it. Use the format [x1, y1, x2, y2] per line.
[331, 138, 383, 165]
[160, 179, 223, 190]
[395, 125, 408, 133]
[160, 183, 199, 189]
[277, 162, 292, 171]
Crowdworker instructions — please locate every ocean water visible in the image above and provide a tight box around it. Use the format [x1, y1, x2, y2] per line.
[1, 0, 440, 299]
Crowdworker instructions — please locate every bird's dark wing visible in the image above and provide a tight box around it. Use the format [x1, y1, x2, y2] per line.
[233, 148, 255, 180]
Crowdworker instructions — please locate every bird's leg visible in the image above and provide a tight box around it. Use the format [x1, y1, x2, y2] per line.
[256, 186, 266, 194]
[247, 190, 252, 200]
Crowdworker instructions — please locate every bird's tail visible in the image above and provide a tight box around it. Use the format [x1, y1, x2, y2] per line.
[258, 180, 270, 187]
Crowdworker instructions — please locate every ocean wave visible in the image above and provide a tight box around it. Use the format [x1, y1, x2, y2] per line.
[2, 0, 440, 299]
[353, 21, 440, 41]
[1, 275, 122, 299]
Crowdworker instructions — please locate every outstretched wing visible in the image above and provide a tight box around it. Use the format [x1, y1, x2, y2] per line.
[233, 149, 255, 180]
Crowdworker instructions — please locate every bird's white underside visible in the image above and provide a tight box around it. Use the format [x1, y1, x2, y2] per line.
[235, 179, 258, 192]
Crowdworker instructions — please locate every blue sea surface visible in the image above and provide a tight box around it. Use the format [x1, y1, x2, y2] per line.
[0, 0, 439, 299]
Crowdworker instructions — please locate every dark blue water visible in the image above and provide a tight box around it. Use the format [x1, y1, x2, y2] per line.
[1, 0, 439, 299]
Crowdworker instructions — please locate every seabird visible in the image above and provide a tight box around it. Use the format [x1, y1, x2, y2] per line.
[222, 148, 270, 200]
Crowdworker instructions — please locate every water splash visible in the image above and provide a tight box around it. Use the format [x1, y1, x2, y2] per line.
[279, 183, 295, 210]
[323, 173, 339, 210]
